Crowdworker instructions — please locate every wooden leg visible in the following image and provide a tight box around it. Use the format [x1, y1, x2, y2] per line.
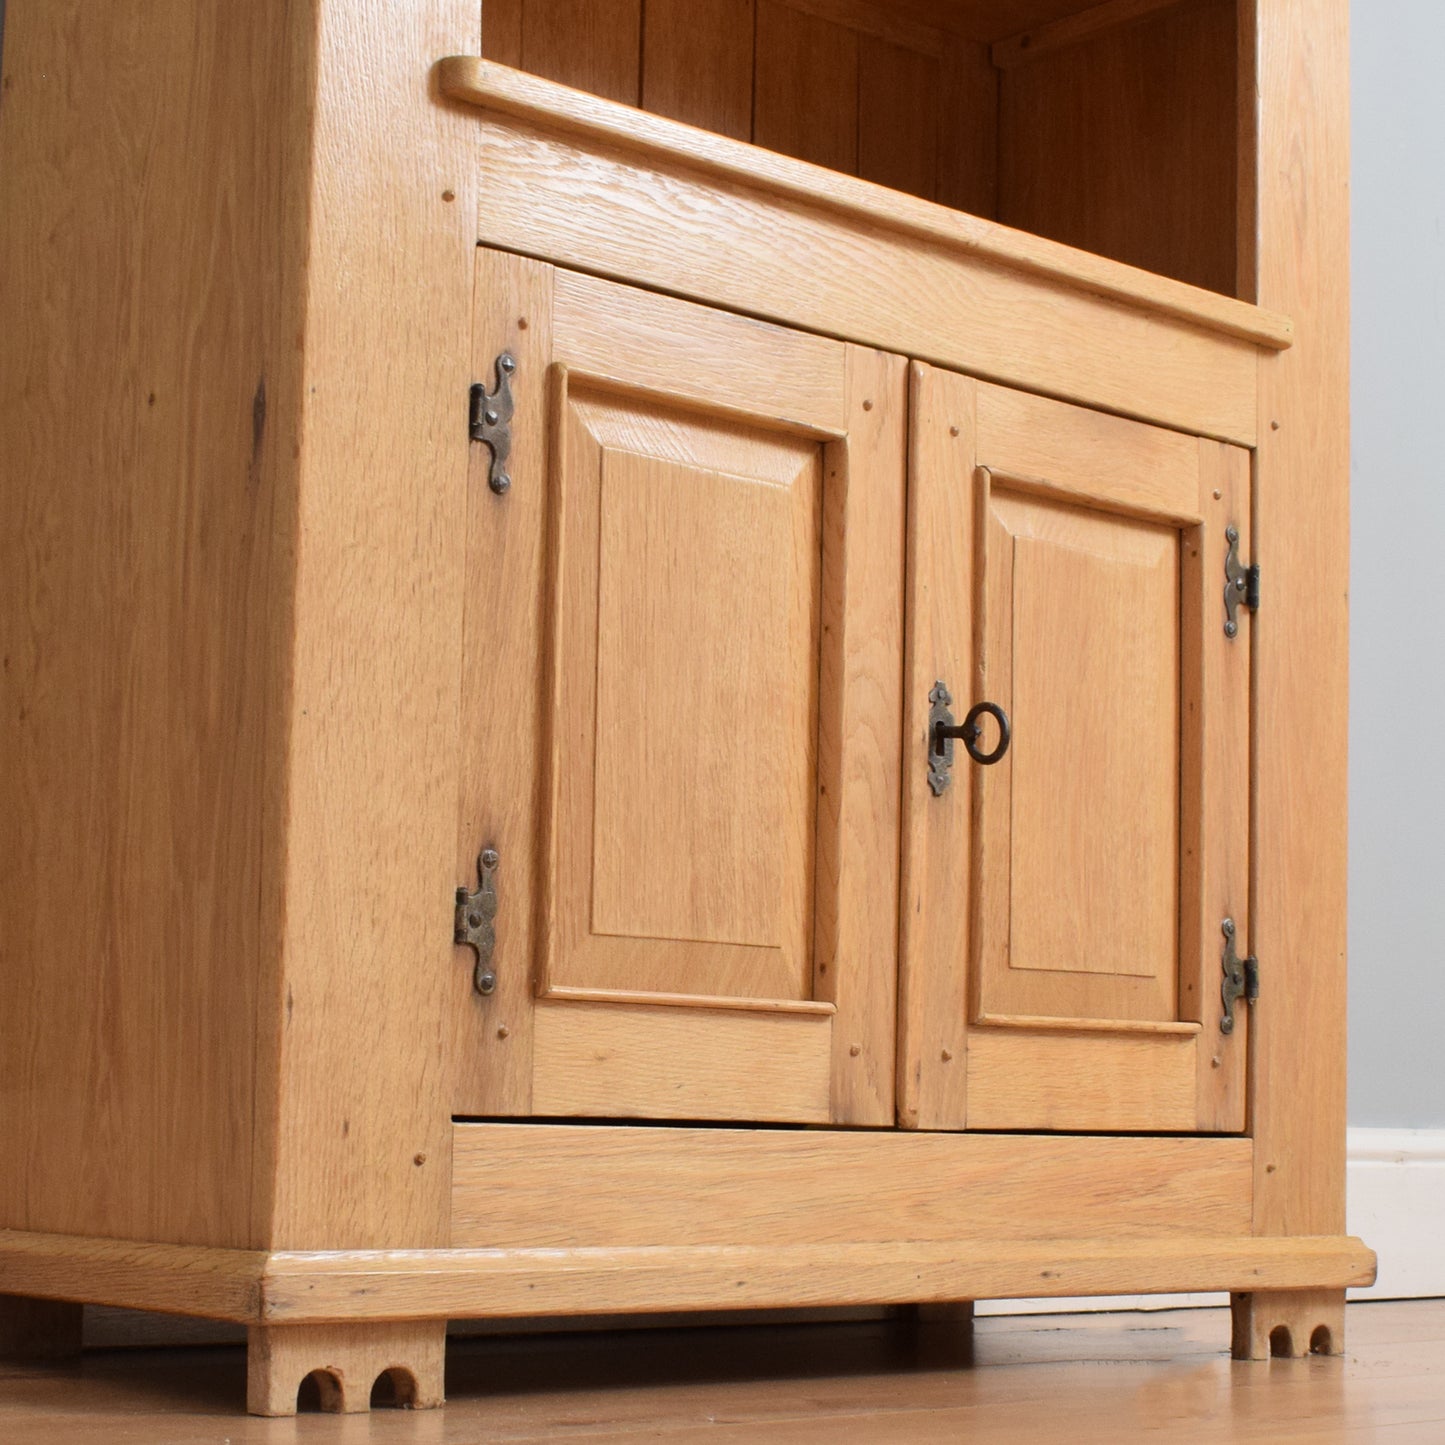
[1231, 1289, 1346, 1360]
[246, 1321, 446, 1416]
[0, 1295, 83, 1362]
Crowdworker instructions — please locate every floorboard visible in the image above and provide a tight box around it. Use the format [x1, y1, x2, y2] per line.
[1, 1300, 1442, 1441]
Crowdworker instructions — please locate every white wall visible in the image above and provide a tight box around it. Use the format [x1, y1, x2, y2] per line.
[1349, 0, 1445, 1129]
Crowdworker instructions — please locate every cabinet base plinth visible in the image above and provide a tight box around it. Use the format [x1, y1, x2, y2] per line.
[246, 1321, 446, 1416]
[1230, 1288, 1347, 1359]
[0, 1227, 1374, 1332]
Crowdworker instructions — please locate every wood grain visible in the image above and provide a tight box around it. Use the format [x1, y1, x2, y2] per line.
[0, 0, 309, 1249]
[441, 58, 1292, 354]
[461, 118, 1264, 444]
[521, 0, 642, 104]
[551, 267, 848, 432]
[0, 1223, 1376, 1335]
[641, 0, 755, 141]
[451, 247, 554, 1119]
[450, 1126, 1256, 1247]
[964, 1028, 1200, 1132]
[1231, 1287, 1346, 1360]
[1179, 439, 1252, 1130]
[975, 382, 1201, 523]
[991, 0, 1185, 66]
[551, 397, 819, 1001]
[530, 1002, 833, 1121]
[754, 1, 859, 176]
[975, 490, 1180, 1023]
[246, 1321, 445, 1415]
[261, 0, 480, 1251]
[0, 1231, 264, 1322]
[940, 0, 1145, 40]
[936, 34, 1000, 216]
[857, 39, 941, 202]
[481, 0, 524, 65]
[897, 364, 977, 1129]
[255, 1237, 1377, 1322]
[998, 0, 1241, 295]
[1249, 0, 1351, 1255]
[816, 346, 907, 1124]
[541, 987, 835, 1015]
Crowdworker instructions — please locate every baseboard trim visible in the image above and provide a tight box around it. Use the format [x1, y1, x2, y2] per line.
[981, 1125, 1445, 1315]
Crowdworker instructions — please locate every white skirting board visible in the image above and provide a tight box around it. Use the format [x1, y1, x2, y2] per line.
[80, 1127, 1445, 1345]
[979, 1126, 1445, 1315]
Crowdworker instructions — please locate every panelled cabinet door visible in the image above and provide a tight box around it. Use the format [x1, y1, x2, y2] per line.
[899, 364, 1252, 1134]
[454, 249, 905, 1126]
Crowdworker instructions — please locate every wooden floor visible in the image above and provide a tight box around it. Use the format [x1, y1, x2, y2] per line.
[1, 1301, 1443, 1442]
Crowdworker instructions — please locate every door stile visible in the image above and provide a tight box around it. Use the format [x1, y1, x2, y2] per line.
[451, 246, 556, 1119]
[897, 362, 977, 1129]
[1182, 437, 1252, 1130]
[819, 344, 907, 1126]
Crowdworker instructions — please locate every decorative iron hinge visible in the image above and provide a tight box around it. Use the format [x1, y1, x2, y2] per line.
[1220, 917, 1259, 1035]
[469, 352, 516, 495]
[1224, 526, 1260, 638]
[455, 848, 499, 996]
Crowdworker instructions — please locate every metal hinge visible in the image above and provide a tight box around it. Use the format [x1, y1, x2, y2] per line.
[469, 352, 516, 495]
[1220, 917, 1259, 1035]
[455, 848, 499, 996]
[1224, 526, 1260, 638]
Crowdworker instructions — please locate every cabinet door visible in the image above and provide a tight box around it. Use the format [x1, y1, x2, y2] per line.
[454, 250, 905, 1126]
[899, 365, 1251, 1133]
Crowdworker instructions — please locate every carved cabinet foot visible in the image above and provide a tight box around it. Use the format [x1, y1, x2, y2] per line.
[1231, 1288, 1346, 1360]
[246, 1321, 446, 1416]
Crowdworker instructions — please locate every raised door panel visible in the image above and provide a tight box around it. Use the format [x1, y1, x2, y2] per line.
[974, 482, 1180, 1026]
[899, 366, 1252, 1134]
[454, 251, 905, 1126]
[546, 392, 821, 1006]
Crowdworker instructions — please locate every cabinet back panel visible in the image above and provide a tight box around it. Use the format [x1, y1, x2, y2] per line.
[997, 0, 1241, 296]
[483, 0, 993, 212]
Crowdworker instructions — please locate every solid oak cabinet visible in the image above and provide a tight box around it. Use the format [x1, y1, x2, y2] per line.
[0, 0, 1371, 1420]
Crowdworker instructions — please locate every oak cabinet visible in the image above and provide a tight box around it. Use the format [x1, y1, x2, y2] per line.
[0, 0, 1370, 1420]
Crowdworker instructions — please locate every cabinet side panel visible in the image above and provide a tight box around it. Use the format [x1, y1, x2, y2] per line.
[1249, 0, 1350, 1235]
[264, 0, 480, 1250]
[0, 0, 311, 1247]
